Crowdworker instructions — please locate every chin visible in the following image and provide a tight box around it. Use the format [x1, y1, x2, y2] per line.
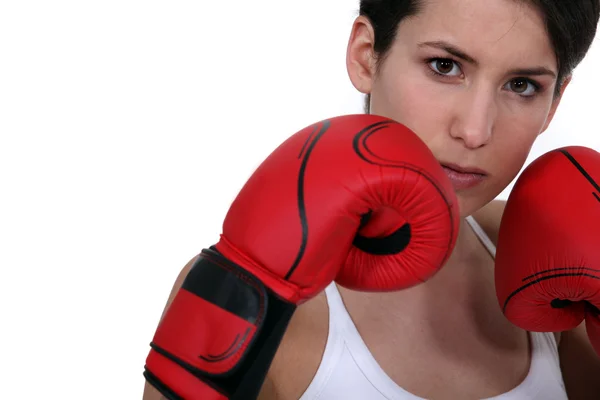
[454, 187, 496, 218]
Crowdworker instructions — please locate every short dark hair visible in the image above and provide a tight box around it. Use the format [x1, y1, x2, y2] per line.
[359, 0, 600, 113]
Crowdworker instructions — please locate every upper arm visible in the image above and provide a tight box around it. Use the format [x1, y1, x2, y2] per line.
[559, 321, 600, 399]
[142, 254, 200, 400]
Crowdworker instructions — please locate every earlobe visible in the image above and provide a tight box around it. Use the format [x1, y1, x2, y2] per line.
[540, 75, 572, 134]
[346, 16, 377, 95]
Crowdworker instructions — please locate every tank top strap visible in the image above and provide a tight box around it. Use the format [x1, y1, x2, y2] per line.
[466, 215, 496, 257]
[298, 283, 353, 399]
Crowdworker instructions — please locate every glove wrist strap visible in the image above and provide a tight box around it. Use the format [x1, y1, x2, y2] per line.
[145, 247, 297, 400]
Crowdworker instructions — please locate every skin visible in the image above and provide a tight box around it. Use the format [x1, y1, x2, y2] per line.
[358, 0, 563, 218]
[143, 0, 600, 398]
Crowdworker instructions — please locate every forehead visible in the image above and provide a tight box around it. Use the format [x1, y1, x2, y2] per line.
[399, 0, 557, 70]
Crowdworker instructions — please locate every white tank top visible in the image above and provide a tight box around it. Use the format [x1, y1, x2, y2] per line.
[299, 216, 567, 400]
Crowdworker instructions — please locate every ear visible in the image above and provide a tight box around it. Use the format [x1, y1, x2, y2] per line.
[346, 16, 378, 95]
[540, 75, 572, 134]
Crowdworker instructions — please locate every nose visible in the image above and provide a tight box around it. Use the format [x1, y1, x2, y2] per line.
[449, 86, 496, 149]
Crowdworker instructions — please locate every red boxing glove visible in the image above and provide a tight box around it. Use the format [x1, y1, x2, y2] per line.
[495, 146, 600, 355]
[144, 114, 460, 399]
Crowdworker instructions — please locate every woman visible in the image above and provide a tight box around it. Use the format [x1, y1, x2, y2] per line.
[143, 0, 600, 398]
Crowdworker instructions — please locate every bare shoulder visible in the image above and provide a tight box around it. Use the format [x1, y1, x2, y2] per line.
[471, 199, 507, 245]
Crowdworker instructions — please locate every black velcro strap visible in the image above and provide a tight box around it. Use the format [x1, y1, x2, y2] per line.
[182, 248, 262, 325]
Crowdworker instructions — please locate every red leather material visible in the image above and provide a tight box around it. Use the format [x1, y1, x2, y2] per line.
[145, 114, 461, 399]
[495, 146, 600, 351]
[216, 114, 459, 303]
[146, 350, 228, 400]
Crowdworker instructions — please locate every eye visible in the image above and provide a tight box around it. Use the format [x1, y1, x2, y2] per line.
[429, 58, 462, 76]
[504, 78, 538, 97]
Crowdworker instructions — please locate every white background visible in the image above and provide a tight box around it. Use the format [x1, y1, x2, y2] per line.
[1, 1, 598, 398]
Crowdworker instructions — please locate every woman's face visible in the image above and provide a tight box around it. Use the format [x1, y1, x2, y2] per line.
[347, 0, 569, 217]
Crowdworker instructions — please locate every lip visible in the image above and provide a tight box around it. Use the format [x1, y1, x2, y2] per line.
[439, 162, 488, 191]
[440, 162, 488, 175]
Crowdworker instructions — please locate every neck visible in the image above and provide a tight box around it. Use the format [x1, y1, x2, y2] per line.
[449, 217, 482, 262]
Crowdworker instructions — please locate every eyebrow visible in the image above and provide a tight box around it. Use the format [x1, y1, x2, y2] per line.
[417, 40, 556, 78]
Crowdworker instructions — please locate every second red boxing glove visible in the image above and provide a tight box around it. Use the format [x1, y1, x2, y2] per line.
[495, 146, 600, 355]
[144, 114, 460, 399]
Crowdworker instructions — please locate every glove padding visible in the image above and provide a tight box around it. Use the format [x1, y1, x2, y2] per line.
[144, 114, 460, 399]
[495, 146, 600, 355]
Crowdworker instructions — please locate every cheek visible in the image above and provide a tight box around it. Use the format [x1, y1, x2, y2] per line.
[374, 75, 450, 144]
[486, 113, 548, 190]
[493, 108, 550, 166]
[493, 140, 532, 183]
